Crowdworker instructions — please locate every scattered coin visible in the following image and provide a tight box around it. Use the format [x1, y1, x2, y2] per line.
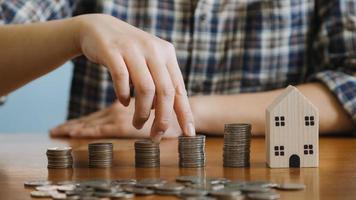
[57, 184, 76, 192]
[179, 135, 206, 168]
[135, 178, 167, 188]
[241, 185, 271, 193]
[111, 179, 137, 186]
[30, 190, 54, 198]
[190, 183, 224, 191]
[210, 189, 244, 200]
[247, 192, 281, 200]
[247, 181, 278, 188]
[275, 183, 306, 191]
[25, 178, 306, 200]
[123, 187, 154, 195]
[35, 185, 59, 191]
[180, 188, 209, 197]
[223, 123, 251, 167]
[185, 197, 217, 200]
[24, 180, 52, 187]
[207, 177, 231, 185]
[154, 182, 185, 195]
[135, 139, 160, 168]
[112, 192, 134, 199]
[51, 192, 67, 200]
[110, 192, 133, 199]
[47, 147, 73, 169]
[88, 143, 113, 168]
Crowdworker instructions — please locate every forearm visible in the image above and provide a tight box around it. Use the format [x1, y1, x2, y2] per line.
[0, 18, 80, 96]
[190, 83, 355, 135]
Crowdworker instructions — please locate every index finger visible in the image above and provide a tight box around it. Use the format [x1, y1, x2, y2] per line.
[166, 53, 196, 137]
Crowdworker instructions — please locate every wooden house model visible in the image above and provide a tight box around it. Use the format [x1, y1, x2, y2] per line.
[266, 85, 319, 168]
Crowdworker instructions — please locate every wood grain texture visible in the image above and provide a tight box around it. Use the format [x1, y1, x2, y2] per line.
[0, 133, 356, 200]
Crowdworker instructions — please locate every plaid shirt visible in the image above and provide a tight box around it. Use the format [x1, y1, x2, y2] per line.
[1, 0, 356, 123]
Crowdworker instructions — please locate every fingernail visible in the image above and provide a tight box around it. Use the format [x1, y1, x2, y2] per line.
[152, 131, 164, 143]
[186, 123, 196, 136]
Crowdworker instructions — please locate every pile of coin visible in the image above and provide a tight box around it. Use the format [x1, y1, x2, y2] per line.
[223, 123, 251, 167]
[25, 177, 306, 200]
[46, 147, 73, 169]
[134, 139, 160, 168]
[178, 135, 206, 168]
[88, 143, 113, 168]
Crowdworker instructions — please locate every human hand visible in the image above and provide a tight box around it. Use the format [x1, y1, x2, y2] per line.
[50, 100, 183, 140]
[72, 14, 195, 140]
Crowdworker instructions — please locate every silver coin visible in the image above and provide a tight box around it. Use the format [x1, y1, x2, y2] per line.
[30, 190, 54, 198]
[180, 188, 208, 197]
[51, 192, 67, 200]
[124, 187, 154, 195]
[57, 184, 76, 192]
[209, 189, 243, 200]
[111, 193, 134, 199]
[135, 178, 167, 188]
[24, 180, 52, 187]
[275, 183, 306, 191]
[241, 185, 271, 193]
[247, 192, 281, 200]
[184, 197, 217, 200]
[112, 179, 137, 186]
[35, 185, 59, 191]
[155, 182, 185, 191]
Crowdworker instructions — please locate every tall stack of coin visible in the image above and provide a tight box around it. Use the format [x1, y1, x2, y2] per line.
[88, 143, 113, 168]
[178, 135, 206, 168]
[135, 139, 160, 168]
[223, 123, 251, 167]
[47, 147, 73, 169]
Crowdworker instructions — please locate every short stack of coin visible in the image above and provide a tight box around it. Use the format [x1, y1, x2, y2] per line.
[223, 123, 251, 167]
[88, 143, 113, 168]
[135, 139, 160, 168]
[178, 135, 206, 168]
[46, 147, 73, 169]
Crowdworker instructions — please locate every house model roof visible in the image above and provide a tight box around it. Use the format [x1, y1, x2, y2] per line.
[266, 85, 316, 112]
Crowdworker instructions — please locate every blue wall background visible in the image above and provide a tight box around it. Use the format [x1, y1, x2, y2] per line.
[0, 62, 73, 133]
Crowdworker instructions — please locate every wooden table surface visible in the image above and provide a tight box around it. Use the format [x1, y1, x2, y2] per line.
[1, 133, 356, 200]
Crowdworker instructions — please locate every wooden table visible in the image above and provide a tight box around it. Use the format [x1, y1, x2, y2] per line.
[1, 133, 356, 200]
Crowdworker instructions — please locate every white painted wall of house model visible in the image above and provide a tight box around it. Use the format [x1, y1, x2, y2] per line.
[266, 85, 319, 168]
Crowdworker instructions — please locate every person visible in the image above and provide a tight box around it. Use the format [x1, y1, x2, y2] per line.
[0, 9, 195, 142]
[0, 0, 355, 140]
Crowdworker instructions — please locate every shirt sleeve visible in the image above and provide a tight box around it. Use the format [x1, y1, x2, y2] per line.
[0, 0, 77, 24]
[313, 0, 356, 123]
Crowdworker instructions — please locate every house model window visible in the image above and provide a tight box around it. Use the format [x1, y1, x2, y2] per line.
[274, 145, 285, 156]
[305, 116, 315, 126]
[275, 116, 285, 127]
[304, 144, 314, 155]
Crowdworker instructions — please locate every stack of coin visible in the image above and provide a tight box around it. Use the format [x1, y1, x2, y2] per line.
[134, 139, 160, 168]
[223, 123, 251, 167]
[46, 147, 73, 169]
[88, 143, 113, 168]
[178, 135, 206, 168]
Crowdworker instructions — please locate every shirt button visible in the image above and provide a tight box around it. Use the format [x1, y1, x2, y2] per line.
[200, 14, 206, 21]
[199, 14, 207, 25]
